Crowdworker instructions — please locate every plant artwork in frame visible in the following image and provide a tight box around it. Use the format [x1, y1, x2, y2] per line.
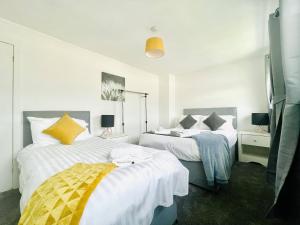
[101, 72, 125, 101]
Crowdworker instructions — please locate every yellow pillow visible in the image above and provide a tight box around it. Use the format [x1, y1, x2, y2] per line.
[43, 114, 85, 145]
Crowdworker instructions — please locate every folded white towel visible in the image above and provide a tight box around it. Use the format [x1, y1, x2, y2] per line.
[170, 130, 184, 137]
[154, 127, 185, 135]
[170, 129, 199, 137]
[110, 145, 153, 167]
[154, 128, 171, 135]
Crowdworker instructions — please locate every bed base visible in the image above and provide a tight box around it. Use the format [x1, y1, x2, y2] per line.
[179, 160, 218, 191]
[180, 143, 237, 192]
[151, 202, 177, 225]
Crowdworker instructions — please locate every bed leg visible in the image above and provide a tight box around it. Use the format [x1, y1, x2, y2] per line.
[173, 219, 179, 225]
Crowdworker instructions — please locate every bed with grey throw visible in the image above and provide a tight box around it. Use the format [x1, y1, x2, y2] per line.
[139, 107, 238, 190]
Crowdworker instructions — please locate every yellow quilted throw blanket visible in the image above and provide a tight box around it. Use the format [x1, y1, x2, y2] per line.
[19, 163, 116, 225]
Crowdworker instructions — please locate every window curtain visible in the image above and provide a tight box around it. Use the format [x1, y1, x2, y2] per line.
[266, 10, 285, 185]
[268, 0, 300, 220]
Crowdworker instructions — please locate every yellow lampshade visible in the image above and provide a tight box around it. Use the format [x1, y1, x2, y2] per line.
[145, 37, 165, 58]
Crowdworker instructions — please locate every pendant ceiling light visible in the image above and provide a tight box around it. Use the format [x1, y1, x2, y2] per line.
[145, 26, 165, 58]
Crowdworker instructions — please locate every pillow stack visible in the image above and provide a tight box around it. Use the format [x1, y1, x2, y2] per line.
[178, 112, 235, 131]
[43, 114, 86, 145]
[28, 114, 91, 146]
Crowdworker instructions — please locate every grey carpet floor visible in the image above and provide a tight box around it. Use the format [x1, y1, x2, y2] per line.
[175, 162, 285, 225]
[0, 162, 286, 225]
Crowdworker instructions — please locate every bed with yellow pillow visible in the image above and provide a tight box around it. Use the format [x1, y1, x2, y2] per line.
[18, 111, 189, 225]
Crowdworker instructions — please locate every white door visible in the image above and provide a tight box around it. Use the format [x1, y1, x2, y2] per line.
[0, 42, 13, 192]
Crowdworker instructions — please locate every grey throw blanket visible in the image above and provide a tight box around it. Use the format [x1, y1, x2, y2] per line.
[192, 132, 231, 186]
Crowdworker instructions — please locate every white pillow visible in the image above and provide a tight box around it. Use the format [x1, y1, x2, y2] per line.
[28, 117, 89, 126]
[27, 116, 91, 146]
[27, 117, 59, 146]
[220, 115, 234, 124]
[218, 121, 235, 131]
[76, 129, 92, 141]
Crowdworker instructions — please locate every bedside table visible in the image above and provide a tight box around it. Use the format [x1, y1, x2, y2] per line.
[238, 131, 271, 166]
[98, 133, 129, 143]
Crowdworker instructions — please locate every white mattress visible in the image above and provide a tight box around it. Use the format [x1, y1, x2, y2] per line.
[139, 130, 237, 162]
[17, 137, 189, 225]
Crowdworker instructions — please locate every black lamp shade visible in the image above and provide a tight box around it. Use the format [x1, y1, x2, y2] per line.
[101, 115, 114, 128]
[251, 113, 270, 126]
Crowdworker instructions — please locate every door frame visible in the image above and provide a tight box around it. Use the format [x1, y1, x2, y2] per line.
[0, 40, 15, 191]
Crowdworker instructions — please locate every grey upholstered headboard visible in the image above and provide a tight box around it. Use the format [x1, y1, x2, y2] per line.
[23, 111, 91, 147]
[183, 107, 237, 129]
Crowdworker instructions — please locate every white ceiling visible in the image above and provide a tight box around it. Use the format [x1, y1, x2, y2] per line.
[0, 0, 277, 75]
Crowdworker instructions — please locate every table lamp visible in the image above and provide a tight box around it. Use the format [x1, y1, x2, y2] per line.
[251, 113, 270, 132]
[101, 115, 114, 137]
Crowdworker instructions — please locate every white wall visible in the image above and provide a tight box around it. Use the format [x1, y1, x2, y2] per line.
[164, 0, 279, 130]
[175, 52, 268, 131]
[159, 74, 175, 128]
[0, 18, 159, 188]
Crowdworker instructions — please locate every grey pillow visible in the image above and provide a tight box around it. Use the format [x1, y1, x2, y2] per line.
[203, 112, 226, 131]
[180, 115, 197, 129]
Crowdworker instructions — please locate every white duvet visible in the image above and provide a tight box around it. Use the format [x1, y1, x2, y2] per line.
[17, 137, 189, 225]
[139, 129, 237, 161]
